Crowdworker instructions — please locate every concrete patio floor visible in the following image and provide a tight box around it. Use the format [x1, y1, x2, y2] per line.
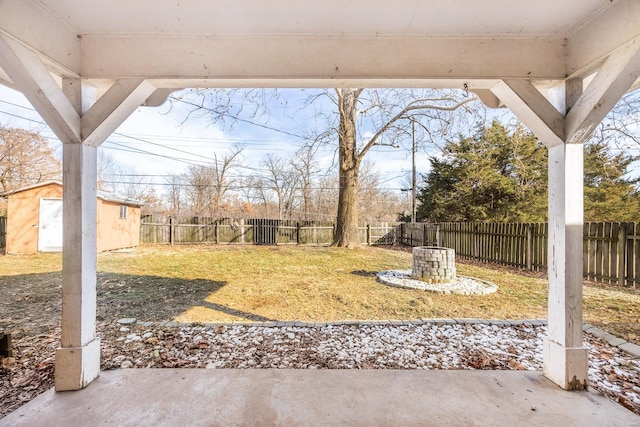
[2, 369, 639, 426]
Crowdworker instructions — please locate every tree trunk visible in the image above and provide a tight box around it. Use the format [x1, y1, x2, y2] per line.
[332, 88, 361, 248]
[333, 164, 360, 247]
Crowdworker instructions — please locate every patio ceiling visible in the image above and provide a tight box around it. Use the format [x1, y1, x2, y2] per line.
[0, 0, 638, 88]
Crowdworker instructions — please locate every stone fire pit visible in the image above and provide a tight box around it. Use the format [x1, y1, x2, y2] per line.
[412, 246, 456, 283]
[376, 246, 498, 296]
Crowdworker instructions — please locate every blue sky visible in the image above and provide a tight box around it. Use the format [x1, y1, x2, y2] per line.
[3, 83, 637, 200]
[0, 85, 439, 197]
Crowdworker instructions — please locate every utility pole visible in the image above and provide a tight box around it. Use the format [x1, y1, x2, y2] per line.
[411, 119, 417, 223]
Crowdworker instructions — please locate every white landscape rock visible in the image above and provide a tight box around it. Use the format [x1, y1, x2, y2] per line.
[376, 270, 499, 295]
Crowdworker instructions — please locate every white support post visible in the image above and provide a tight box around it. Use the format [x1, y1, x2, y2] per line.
[543, 80, 588, 390]
[0, 45, 153, 389]
[54, 78, 100, 391]
[55, 142, 101, 391]
[493, 79, 589, 389]
[544, 142, 588, 390]
[54, 78, 154, 390]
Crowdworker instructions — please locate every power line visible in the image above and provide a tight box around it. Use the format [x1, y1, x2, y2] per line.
[98, 179, 410, 192]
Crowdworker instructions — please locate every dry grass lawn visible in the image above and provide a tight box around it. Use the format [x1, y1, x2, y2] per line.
[0, 245, 638, 344]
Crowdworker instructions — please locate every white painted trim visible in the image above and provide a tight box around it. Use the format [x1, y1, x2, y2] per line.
[543, 341, 588, 390]
[55, 338, 101, 391]
[567, 0, 640, 78]
[544, 143, 587, 389]
[79, 35, 566, 80]
[37, 197, 63, 253]
[0, 34, 81, 143]
[490, 80, 564, 148]
[566, 39, 640, 144]
[82, 78, 156, 147]
[0, 0, 80, 76]
[54, 142, 100, 390]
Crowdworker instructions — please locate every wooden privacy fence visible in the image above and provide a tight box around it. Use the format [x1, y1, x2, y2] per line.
[140, 216, 399, 247]
[399, 222, 640, 288]
[0, 216, 5, 251]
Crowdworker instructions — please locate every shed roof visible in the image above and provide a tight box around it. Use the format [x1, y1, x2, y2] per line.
[1, 180, 144, 207]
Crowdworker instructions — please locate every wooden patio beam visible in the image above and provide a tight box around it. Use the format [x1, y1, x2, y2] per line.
[566, 39, 640, 145]
[82, 79, 157, 147]
[0, 34, 81, 144]
[490, 80, 565, 148]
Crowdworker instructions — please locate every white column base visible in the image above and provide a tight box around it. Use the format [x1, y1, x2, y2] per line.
[54, 338, 101, 391]
[543, 338, 588, 390]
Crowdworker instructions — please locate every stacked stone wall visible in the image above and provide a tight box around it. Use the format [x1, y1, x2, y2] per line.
[412, 246, 456, 283]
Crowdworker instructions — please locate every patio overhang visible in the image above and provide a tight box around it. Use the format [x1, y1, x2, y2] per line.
[0, 0, 639, 396]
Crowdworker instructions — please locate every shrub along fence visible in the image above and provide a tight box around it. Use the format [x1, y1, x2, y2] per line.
[140, 216, 399, 246]
[399, 222, 640, 288]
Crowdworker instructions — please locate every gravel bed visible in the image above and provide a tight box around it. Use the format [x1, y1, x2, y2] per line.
[377, 270, 499, 295]
[3, 323, 639, 418]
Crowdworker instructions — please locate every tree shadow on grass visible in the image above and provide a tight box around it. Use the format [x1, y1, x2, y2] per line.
[0, 271, 63, 336]
[97, 273, 225, 322]
[0, 271, 272, 337]
[97, 273, 273, 322]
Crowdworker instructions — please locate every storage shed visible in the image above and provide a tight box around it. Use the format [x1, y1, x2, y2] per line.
[3, 181, 142, 254]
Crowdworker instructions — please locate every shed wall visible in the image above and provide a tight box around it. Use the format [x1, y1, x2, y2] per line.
[6, 184, 62, 254]
[97, 201, 140, 252]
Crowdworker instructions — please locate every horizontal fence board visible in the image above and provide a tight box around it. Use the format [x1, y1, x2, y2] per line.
[140, 216, 397, 247]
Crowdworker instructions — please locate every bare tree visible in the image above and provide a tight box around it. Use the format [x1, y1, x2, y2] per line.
[291, 145, 320, 220]
[323, 88, 479, 247]
[96, 149, 119, 192]
[309, 175, 342, 222]
[261, 154, 301, 219]
[172, 88, 480, 246]
[183, 165, 215, 217]
[357, 161, 399, 222]
[593, 88, 640, 149]
[0, 126, 60, 192]
[165, 174, 185, 217]
[210, 145, 244, 212]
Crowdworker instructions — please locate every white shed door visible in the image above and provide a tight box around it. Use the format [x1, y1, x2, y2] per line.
[38, 198, 63, 252]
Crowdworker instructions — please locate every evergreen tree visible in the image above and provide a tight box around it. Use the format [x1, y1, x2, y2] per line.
[417, 121, 546, 222]
[416, 121, 639, 223]
[583, 141, 640, 221]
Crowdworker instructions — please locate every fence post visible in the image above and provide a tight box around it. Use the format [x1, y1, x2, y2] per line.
[618, 223, 627, 287]
[473, 223, 479, 260]
[214, 222, 219, 244]
[527, 224, 533, 271]
[296, 222, 301, 245]
[435, 224, 441, 247]
[274, 221, 278, 246]
[366, 224, 371, 246]
[169, 217, 174, 246]
[422, 223, 427, 246]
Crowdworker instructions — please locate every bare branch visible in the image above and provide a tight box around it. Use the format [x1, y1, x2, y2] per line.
[357, 96, 477, 160]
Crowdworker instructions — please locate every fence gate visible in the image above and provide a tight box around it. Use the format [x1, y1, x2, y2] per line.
[249, 218, 279, 245]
